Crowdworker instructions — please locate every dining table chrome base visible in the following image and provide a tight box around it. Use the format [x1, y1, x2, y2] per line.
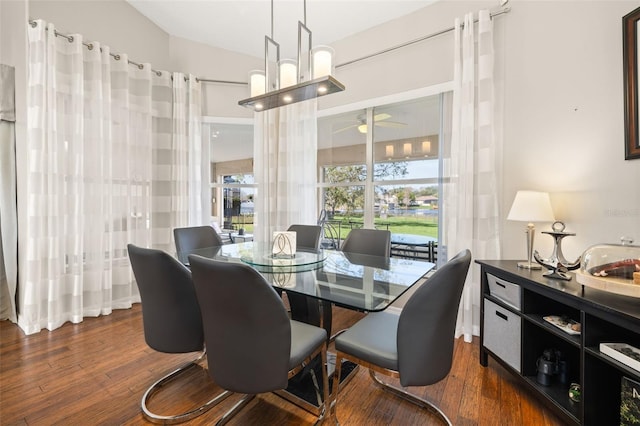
[273, 354, 359, 416]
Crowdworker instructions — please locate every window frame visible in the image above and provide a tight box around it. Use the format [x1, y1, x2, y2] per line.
[316, 83, 452, 234]
[203, 117, 256, 228]
[204, 82, 453, 236]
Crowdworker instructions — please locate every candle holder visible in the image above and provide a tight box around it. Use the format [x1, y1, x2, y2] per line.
[533, 221, 581, 280]
[272, 231, 297, 259]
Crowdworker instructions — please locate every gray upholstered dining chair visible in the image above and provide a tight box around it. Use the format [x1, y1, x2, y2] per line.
[173, 225, 224, 254]
[188, 255, 330, 425]
[127, 244, 231, 424]
[287, 224, 322, 251]
[329, 249, 472, 426]
[284, 224, 330, 340]
[341, 228, 391, 258]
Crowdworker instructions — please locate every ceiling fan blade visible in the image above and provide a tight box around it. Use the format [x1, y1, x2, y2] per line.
[373, 113, 391, 122]
[375, 120, 407, 128]
[333, 123, 359, 134]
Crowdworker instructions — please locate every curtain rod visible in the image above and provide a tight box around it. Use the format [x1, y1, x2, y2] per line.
[198, 5, 511, 84]
[28, 20, 171, 78]
[30, 5, 510, 86]
[336, 6, 511, 69]
[29, 19, 248, 84]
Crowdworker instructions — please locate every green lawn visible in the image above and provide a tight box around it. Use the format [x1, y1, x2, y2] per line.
[330, 215, 438, 238]
[228, 213, 438, 238]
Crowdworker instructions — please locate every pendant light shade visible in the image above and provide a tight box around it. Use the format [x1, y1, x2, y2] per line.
[278, 59, 298, 89]
[249, 70, 266, 97]
[312, 45, 335, 79]
[239, 0, 345, 111]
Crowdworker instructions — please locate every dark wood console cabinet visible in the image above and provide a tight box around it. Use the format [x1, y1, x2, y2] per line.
[478, 260, 640, 425]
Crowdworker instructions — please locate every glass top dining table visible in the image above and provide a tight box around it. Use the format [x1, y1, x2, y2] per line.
[390, 233, 437, 247]
[179, 242, 435, 312]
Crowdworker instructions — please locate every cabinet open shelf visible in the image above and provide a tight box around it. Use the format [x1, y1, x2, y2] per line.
[586, 346, 640, 379]
[523, 376, 580, 424]
[478, 260, 640, 425]
[523, 314, 581, 347]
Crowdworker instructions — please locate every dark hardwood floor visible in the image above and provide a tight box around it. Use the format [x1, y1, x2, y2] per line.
[0, 304, 567, 425]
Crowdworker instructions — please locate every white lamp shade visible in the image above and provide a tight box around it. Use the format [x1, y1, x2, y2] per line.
[278, 59, 297, 89]
[312, 46, 334, 79]
[507, 191, 555, 222]
[248, 70, 265, 97]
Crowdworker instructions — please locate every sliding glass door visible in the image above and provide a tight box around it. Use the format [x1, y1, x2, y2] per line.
[204, 92, 446, 241]
[317, 94, 443, 241]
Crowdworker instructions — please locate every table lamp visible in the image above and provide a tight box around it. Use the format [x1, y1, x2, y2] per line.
[507, 191, 555, 269]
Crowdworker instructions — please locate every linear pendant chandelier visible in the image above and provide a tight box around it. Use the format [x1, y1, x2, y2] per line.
[238, 0, 345, 111]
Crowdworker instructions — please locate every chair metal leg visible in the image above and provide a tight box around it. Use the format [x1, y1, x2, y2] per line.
[215, 394, 256, 426]
[327, 352, 343, 425]
[368, 370, 452, 426]
[141, 351, 233, 424]
[329, 328, 348, 343]
[312, 347, 332, 425]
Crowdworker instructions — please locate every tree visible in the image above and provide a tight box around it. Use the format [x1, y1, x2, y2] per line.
[322, 162, 409, 217]
[325, 165, 366, 183]
[323, 165, 365, 217]
[373, 162, 408, 180]
[324, 185, 348, 217]
[416, 186, 439, 197]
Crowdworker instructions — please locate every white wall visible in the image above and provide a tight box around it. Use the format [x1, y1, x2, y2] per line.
[501, 0, 639, 261]
[320, 0, 494, 109]
[29, 0, 172, 69]
[168, 36, 260, 118]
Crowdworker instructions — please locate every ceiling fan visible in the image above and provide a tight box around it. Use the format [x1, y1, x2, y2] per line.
[333, 113, 407, 134]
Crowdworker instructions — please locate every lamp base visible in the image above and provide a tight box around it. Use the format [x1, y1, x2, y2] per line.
[517, 261, 542, 270]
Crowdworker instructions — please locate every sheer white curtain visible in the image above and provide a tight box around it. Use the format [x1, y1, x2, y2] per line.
[442, 10, 501, 343]
[184, 78, 206, 227]
[253, 100, 318, 243]
[151, 72, 204, 253]
[22, 20, 199, 334]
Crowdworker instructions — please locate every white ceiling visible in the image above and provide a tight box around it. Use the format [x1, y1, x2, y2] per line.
[127, 0, 436, 59]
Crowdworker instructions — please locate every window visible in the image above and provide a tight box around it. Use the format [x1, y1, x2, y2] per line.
[204, 121, 255, 231]
[204, 91, 448, 242]
[221, 174, 254, 231]
[318, 94, 443, 241]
